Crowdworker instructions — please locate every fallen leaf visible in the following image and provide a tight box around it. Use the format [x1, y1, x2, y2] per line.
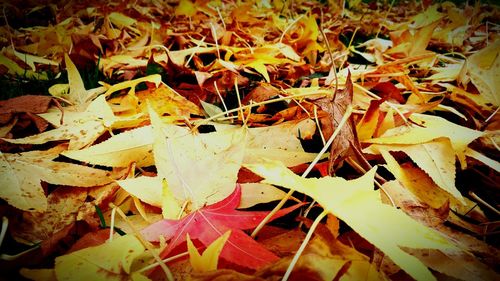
[0, 145, 112, 212]
[63, 125, 155, 167]
[11, 187, 87, 244]
[187, 230, 231, 272]
[3, 95, 116, 149]
[245, 159, 456, 281]
[239, 183, 288, 209]
[366, 113, 485, 168]
[382, 180, 499, 281]
[141, 185, 303, 270]
[0, 95, 53, 114]
[150, 106, 246, 211]
[366, 138, 464, 203]
[313, 73, 361, 174]
[379, 155, 485, 221]
[54, 234, 145, 281]
[466, 38, 500, 106]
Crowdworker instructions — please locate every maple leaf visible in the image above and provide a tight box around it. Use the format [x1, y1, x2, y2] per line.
[0, 145, 112, 212]
[466, 38, 500, 106]
[187, 230, 231, 272]
[366, 113, 485, 168]
[245, 159, 456, 281]
[3, 95, 116, 150]
[150, 106, 246, 211]
[365, 138, 464, 204]
[378, 156, 485, 222]
[54, 234, 145, 281]
[62, 125, 155, 167]
[63, 118, 318, 169]
[10, 187, 87, 244]
[382, 180, 499, 281]
[141, 185, 303, 270]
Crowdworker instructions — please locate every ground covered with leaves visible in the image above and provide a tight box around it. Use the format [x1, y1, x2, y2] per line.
[0, 0, 499, 280]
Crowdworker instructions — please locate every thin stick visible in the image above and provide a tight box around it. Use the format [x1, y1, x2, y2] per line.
[279, 15, 304, 43]
[136, 251, 190, 273]
[485, 106, 498, 123]
[469, 191, 500, 216]
[251, 105, 353, 238]
[210, 22, 221, 59]
[0, 217, 8, 249]
[375, 0, 395, 39]
[282, 210, 328, 281]
[214, 81, 229, 115]
[109, 203, 174, 281]
[108, 207, 117, 242]
[192, 90, 330, 130]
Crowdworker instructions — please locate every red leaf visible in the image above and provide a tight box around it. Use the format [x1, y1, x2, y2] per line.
[371, 82, 405, 103]
[141, 184, 303, 270]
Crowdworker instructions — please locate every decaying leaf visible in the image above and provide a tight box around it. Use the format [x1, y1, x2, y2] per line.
[313, 73, 362, 174]
[0, 145, 112, 212]
[3, 95, 116, 150]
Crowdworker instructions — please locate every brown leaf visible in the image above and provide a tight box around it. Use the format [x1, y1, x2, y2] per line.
[312, 72, 365, 174]
[0, 95, 52, 114]
[11, 187, 87, 244]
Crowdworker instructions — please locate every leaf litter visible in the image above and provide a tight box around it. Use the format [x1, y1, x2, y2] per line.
[0, 1, 498, 280]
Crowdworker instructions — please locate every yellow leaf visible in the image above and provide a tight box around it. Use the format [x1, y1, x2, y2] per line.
[162, 179, 183, 219]
[64, 54, 90, 106]
[366, 138, 464, 204]
[215, 119, 319, 166]
[0, 146, 111, 212]
[3, 95, 115, 149]
[55, 235, 145, 281]
[466, 38, 500, 106]
[149, 106, 246, 211]
[410, 4, 444, 28]
[63, 125, 155, 167]
[380, 151, 478, 215]
[12, 47, 58, 71]
[366, 113, 485, 168]
[245, 159, 455, 281]
[103, 74, 162, 98]
[108, 12, 137, 28]
[117, 176, 162, 207]
[20, 268, 56, 281]
[465, 148, 500, 173]
[187, 230, 231, 272]
[239, 183, 287, 209]
[0, 53, 48, 80]
[175, 0, 198, 17]
[137, 84, 202, 117]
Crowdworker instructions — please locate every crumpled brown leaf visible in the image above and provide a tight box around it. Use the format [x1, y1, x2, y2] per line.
[312, 72, 368, 174]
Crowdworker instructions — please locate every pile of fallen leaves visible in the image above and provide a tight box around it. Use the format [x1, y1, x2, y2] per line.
[0, 0, 499, 280]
